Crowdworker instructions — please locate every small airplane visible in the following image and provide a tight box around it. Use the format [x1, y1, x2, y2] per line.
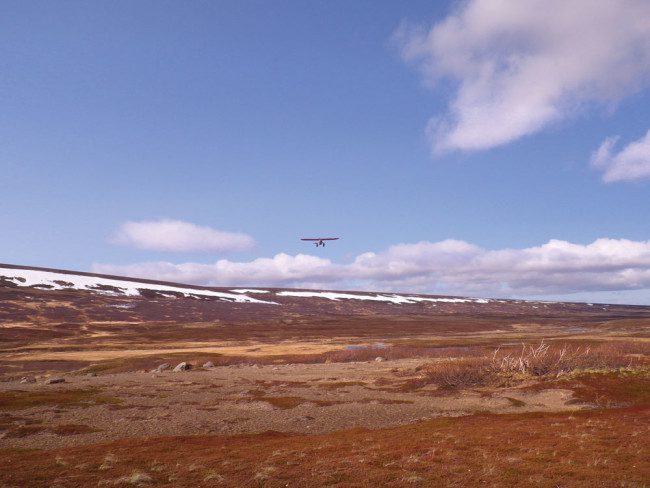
[301, 237, 339, 247]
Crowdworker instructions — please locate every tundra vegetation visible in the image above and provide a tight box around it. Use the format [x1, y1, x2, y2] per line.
[0, 281, 649, 486]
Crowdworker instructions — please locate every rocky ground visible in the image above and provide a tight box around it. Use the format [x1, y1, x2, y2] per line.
[1, 358, 583, 450]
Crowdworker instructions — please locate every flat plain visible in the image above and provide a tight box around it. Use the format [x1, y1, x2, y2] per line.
[1, 265, 649, 487]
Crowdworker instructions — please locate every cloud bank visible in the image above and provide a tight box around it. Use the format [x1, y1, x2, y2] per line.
[94, 237, 650, 298]
[112, 219, 255, 253]
[394, 0, 650, 152]
[591, 129, 650, 182]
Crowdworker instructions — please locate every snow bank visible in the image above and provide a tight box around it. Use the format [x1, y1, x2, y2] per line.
[229, 289, 270, 294]
[276, 290, 490, 305]
[0, 267, 277, 304]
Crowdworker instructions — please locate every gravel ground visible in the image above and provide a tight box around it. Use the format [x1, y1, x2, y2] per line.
[0, 358, 580, 449]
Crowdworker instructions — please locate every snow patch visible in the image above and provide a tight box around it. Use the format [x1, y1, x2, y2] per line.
[0, 267, 277, 304]
[276, 291, 490, 305]
[276, 291, 414, 304]
[410, 297, 490, 304]
[230, 289, 270, 294]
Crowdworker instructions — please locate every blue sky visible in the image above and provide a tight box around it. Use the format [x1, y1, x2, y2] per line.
[2, 1, 650, 303]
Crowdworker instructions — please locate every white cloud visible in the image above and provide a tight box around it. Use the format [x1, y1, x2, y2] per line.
[93, 237, 650, 300]
[591, 129, 650, 182]
[111, 219, 255, 253]
[394, 0, 650, 152]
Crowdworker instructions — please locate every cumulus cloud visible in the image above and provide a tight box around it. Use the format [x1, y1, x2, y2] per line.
[93, 237, 650, 298]
[591, 129, 650, 182]
[394, 0, 650, 152]
[112, 219, 255, 253]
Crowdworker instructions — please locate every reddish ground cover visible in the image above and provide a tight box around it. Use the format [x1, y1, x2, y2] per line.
[1, 404, 647, 488]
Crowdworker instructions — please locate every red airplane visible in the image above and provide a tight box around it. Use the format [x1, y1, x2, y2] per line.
[301, 237, 339, 247]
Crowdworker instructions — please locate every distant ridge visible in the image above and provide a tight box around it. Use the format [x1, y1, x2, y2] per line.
[1, 262, 647, 310]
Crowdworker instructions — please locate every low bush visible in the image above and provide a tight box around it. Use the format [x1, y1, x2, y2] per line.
[419, 357, 495, 389]
[493, 341, 637, 377]
[416, 341, 646, 389]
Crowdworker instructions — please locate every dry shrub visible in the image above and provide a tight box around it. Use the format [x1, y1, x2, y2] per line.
[493, 341, 638, 377]
[419, 358, 495, 389]
[416, 341, 646, 389]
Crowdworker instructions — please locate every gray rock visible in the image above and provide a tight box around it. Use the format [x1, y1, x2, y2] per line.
[374, 357, 385, 362]
[202, 361, 215, 369]
[45, 377, 65, 384]
[156, 363, 171, 372]
[172, 362, 191, 372]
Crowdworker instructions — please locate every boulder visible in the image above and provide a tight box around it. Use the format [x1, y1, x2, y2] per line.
[156, 363, 171, 372]
[45, 377, 65, 384]
[19, 376, 36, 384]
[173, 362, 191, 372]
[202, 361, 215, 369]
[374, 357, 385, 362]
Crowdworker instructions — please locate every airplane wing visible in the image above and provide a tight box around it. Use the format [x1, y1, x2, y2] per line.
[301, 237, 339, 241]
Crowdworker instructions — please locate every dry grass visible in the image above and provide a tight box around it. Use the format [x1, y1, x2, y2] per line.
[415, 341, 648, 390]
[113, 470, 153, 485]
[416, 357, 495, 389]
[322, 345, 487, 363]
[11, 340, 649, 376]
[493, 341, 638, 377]
[69, 345, 491, 373]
